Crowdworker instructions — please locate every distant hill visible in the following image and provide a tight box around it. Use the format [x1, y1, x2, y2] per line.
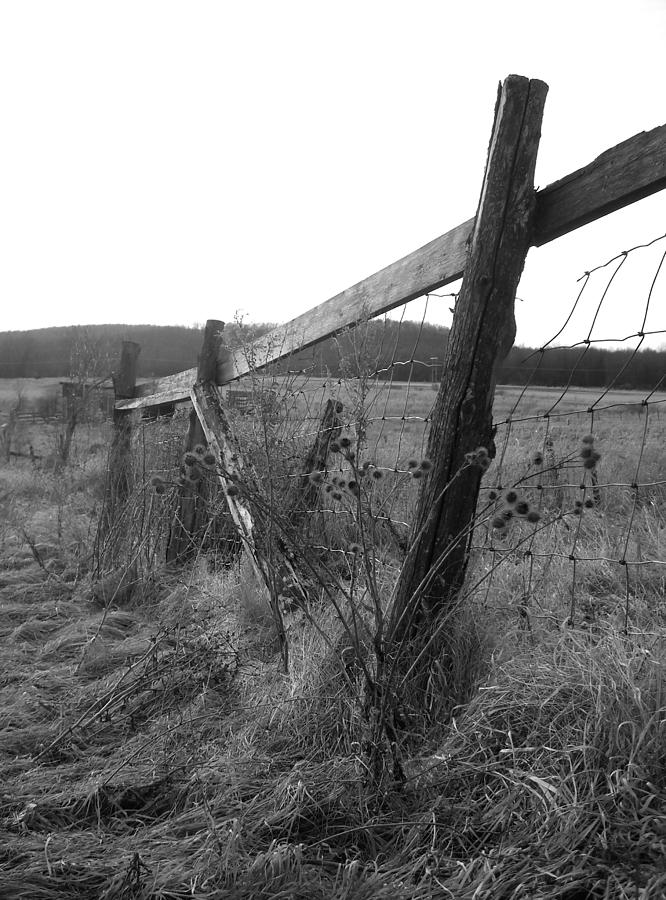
[0, 321, 452, 383]
[0, 324, 205, 379]
[0, 322, 663, 389]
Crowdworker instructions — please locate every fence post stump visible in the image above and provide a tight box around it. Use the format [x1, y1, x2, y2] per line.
[388, 76, 548, 689]
[290, 397, 344, 530]
[167, 320, 224, 564]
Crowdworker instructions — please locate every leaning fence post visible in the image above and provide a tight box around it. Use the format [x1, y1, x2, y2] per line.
[187, 324, 289, 667]
[388, 76, 548, 664]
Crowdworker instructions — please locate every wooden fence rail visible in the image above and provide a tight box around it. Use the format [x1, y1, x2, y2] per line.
[115, 119, 666, 414]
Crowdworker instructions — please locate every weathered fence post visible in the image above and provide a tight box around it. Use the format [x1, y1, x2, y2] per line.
[105, 341, 141, 520]
[166, 320, 224, 564]
[388, 76, 548, 669]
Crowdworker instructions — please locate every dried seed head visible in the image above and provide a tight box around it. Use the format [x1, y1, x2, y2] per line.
[583, 457, 598, 470]
[339, 436, 352, 449]
[349, 542, 362, 555]
[532, 452, 544, 466]
[526, 510, 541, 523]
[371, 469, 384, 480]
[150, 475, 164, 488]
[479, 456, 491, 471]
[488, 490, 498, 501]
[502, 509, 514, 521]
[347, 480, 358, 494]
[332, 491, 343, 501]
[475, 446, 489, 459]
[407, 458, 419, 470]
[202, 452, 216, 468]
[193, 444, 206, 457]
[411, 469, 423, 479]
[329, 441, 341, 454]
[575, 499, 583, 508]
[492, 515, 507, 529]
[419, 458, 433, 471]
[183, 452, 198, 467]
[347, 450, 356, 461]
[335, 402, 344, 414]
[226, 484, 239, 497]
[154, 482, 166, 495]
[505, 490, 518, 506]
[580, 446, 594, 459]
[324, 484, 333, 493]
[515, 500, 529, 516]
[582, 434, 595, 445]
[309, 471, 324, 484]
[584, 498, 595, 508]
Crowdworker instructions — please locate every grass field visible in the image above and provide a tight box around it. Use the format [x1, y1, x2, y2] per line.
[1, 378, 665, 898]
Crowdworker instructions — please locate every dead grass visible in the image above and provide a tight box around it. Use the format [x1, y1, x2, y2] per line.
[1, 402, 665, 899]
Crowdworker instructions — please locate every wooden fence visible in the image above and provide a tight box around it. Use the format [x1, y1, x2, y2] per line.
[102, 74, 666, 667]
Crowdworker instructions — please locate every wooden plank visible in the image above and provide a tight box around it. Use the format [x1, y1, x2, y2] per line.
[115, 121, 666, 413]
[190, 381, 257, 548]
[534, 123, 666, 245]
[388, 76, 548, 655]
[114, 219, 473, 411]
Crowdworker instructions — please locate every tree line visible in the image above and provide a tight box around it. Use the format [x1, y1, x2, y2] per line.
[1, 322, 664, 391]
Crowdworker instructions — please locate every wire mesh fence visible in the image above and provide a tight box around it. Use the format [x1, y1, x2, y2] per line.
[98, 232, 665, 647]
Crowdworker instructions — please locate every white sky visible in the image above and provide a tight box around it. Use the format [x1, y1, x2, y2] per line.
[2, 0, 665, 349]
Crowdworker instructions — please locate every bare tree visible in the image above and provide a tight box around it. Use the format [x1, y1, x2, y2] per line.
[58, 328, 112, 466]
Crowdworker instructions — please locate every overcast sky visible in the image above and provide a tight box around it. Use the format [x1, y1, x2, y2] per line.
[2, 0, 665, 350]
